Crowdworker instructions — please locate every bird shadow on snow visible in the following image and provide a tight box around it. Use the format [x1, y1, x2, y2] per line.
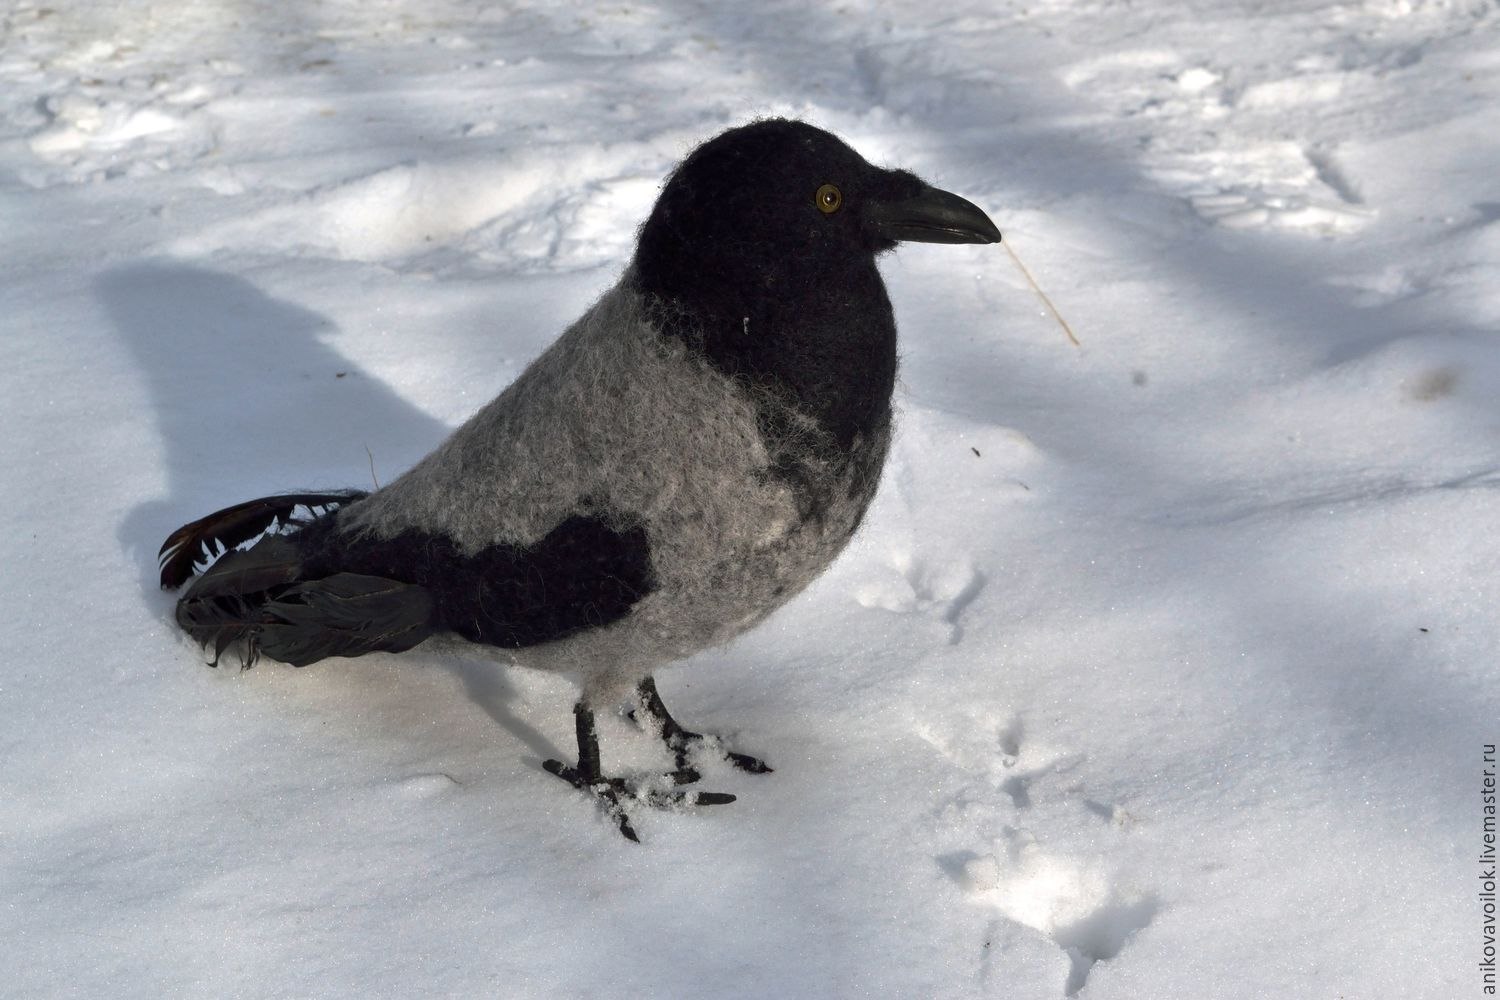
[97, 261, 444, 598]
[97, 260, 562, 763]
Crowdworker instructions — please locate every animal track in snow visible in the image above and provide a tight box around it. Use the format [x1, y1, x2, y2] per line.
[22, 84, 222, 185]
[1060, 46, 1375, 235]
[925, 718, 1156, 995]
[1175, 142, 1371, 234]
[916, 712, 1083, 797]
[854, 553, 985, 644]
[948, 837, 1159, 996]
[5, 21, 233, 189]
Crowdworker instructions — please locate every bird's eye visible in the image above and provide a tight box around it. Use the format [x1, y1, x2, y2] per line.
[815, 183, 843, 215]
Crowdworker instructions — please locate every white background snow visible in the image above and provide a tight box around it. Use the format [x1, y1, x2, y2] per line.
[3, 0, 1498, 997]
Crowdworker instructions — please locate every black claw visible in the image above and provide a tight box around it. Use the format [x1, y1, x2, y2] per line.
[692, 791, 737, 806]
[614, 812, 640, 843]
[726, 750, 774, 774]
[636, 785, 736, 808]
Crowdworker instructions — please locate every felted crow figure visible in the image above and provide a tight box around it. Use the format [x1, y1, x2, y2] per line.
[159, 119, 1001, 841]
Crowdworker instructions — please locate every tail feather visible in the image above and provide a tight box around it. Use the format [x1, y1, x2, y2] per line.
[166, 493, 436, 668]
[176, 557, 437, 668]
[175, 590, 268, 667]
[256, 575, 436, 666]
[159, 489, 367, 590]
[178, 535, 305, 601]
[174, 534, 311, 666]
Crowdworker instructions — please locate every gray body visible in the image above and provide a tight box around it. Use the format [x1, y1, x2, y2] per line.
[340, 273, 890, 702]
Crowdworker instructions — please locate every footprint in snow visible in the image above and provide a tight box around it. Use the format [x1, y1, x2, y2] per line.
[1168, 140, 1371, 235]
[945, 837, 1160, 996]
[1059, 46, 1373, 236]
[923, 718, 1156, 995]
[854, 553, 986, 644]
[12, 24, 228, 184]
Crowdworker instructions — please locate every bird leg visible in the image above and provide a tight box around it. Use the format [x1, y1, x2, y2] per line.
[635, 676, 774, 776]
[543, 701, 735, 843]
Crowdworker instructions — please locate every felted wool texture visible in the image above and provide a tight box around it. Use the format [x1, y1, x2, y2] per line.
[339, 275, 890, 702]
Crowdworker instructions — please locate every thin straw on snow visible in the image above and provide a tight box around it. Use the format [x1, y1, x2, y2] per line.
[1004, 239, 1080, 348]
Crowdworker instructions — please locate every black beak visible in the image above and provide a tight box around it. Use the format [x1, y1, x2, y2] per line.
[865, 185, 1002, 245]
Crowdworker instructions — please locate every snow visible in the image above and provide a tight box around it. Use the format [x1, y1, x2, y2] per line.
[2, 0, 1497, 996]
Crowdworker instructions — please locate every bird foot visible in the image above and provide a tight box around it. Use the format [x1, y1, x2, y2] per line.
[541, 758, 734, 843]
[632, 676, 775, 777]
[548, 701, 735, 841]
[666, 732, 773, 776]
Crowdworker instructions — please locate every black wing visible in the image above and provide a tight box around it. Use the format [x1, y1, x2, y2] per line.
[297, 513, 657, 650]
[165, 494, 656, 666]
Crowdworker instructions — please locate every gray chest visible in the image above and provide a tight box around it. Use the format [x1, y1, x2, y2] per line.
[641, 417, 892, 649]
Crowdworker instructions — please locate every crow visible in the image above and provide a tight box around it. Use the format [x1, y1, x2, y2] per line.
[159, 118, 1001, 840]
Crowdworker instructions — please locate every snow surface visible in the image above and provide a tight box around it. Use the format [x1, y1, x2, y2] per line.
[3, 1, 1498, 997]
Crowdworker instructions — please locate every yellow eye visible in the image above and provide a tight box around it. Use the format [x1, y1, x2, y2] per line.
[815, 183, 843, 215]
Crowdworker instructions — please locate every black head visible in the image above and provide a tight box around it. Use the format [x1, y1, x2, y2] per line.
[631, 119, 1000, 449]
[634, 119, 999, 309]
